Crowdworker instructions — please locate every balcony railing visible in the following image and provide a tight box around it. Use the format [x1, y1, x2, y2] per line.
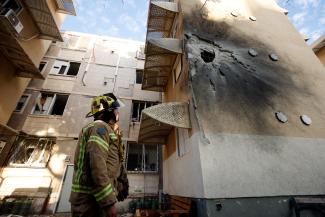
[138, 102, 191, 144]
[24, 0, 64, 41]
[142, 0, 181, 92]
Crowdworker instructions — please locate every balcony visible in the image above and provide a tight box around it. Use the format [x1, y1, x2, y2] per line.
[142, 38, 183, 91]
[142, 0, 181, 92]
[138, 102, 190, 144]
[54, 0, 76, 16]
[0, 21, 43, 79]
[24, 0, 64, 41]
[147, 1, 179, 39]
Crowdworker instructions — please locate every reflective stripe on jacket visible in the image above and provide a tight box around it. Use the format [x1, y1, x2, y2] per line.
[70, 120, 121, 208]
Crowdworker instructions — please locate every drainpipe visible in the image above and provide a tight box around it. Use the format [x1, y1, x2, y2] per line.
[112, 53, 121, 94]
[82, 38, 96, 86]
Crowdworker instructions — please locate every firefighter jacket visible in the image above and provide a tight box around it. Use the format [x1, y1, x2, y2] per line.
[70, 120, 121, 208]
[114, 126, 129, 201]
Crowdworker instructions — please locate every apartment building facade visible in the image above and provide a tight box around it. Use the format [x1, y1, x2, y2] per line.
[1, 32, 162, 214]
[0, 0, 75, 167]
[138, 0, 325, 216]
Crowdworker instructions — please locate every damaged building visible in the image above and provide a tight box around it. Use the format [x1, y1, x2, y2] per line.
[137, 0, 325, 216]
[0, 32, 162, 215]
[0, 0, 75, 165]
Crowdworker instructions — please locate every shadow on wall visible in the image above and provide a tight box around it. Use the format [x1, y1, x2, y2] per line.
[0, 187, 53, 216]
[183, 5, 324, 140]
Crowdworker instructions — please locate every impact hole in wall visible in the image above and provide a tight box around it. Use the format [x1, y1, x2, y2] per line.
[201, 49, 215, 63]
[216, 203, 222, 211]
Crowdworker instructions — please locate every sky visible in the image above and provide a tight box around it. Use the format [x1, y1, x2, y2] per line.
[278, 0, 325, 44]
[61, 0, 325, 44]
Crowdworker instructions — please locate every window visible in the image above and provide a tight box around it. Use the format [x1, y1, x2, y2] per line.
[32, 92, 69, 116]
[173, 57, 182, 84]
[172, 20, 178, 38]
[14, 94, 30, 113]
[38, 61, 48, 74]
[8, 137, 55, 168]
[126, 143, 158, 172]
[58, 65, 67, 74]
[50, 60, 80, 76]
[66, 62, 81, 76]
[0, 0, 23, 14]
[176, 128, 189, 157]
[136, 70, 143, 84]
[131, 101, 157, 122]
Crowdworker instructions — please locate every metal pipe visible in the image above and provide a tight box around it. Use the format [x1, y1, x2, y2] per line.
[113, 53, 121, 94]
[82, 38, 96, 86]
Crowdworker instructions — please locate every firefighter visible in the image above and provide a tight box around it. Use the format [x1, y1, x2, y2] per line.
[70, 94, 128, 217]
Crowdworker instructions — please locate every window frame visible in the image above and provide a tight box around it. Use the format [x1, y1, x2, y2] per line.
[39, 61, 49, 74]
[14, 94, 31, 114]
[50, 60, 81, 77]
[126, 143, 159, 174]
[173, 55, 182, 86]
[8, 137, 55, 168]
[176, 128, 189, 158]
[131, 101, 157, 122]
[135, 70, 143, 84]
[31, 92, 69, 116]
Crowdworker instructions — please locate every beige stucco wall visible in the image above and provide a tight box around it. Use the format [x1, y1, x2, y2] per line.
[149, 0, 325, 200]
[179, 0, 325, 199]
[315, 47, 325, 66]
[0, 55, 30, 125]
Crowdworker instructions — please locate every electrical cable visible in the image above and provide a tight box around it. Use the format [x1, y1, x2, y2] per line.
[200, 0, 208, 11]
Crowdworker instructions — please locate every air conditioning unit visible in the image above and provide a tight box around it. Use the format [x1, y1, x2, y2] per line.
[0, 8, 23, 34]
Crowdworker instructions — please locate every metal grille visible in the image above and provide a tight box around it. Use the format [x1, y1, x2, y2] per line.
[25, 0, 63, 41]
[147, 2, 178, 39]
[142, 39, 182, 91]
[138, 102, 191, 144]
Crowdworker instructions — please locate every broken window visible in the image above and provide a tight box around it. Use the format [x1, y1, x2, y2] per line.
[66, 62, 81, 76]
[32, 92, 69, 116]
[8, 137, 55, 168]
[50, 60, 80, 76]
[126, 143, 158, 172]
[14, 94, 30, 113]
[0, 0, 23, 14]
[38, 61, 48, 73]
[136, 70, 143, 84]
[131, 101, 157, 122]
